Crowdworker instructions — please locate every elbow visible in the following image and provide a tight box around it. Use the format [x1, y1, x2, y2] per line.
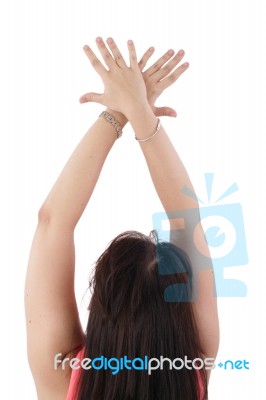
[37, 204, 75, 231]
[37, 204, 52, 226]
[38, 205, 49, 224]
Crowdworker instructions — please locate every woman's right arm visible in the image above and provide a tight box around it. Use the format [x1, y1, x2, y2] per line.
[128, 106, 219, 366]
[80, 37, 219, 366]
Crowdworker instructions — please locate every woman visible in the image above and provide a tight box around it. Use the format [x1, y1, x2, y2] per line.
[25, 37, 219, 399]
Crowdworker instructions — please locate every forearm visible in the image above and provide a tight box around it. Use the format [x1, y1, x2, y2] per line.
[129, 107, 199, 225]
[40, 109, 127, 229]
[130, 108, 216, 310]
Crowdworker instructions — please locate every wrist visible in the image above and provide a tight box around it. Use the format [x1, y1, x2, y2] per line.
[128, 106, 159, 141]
[126, 101, 153, 122]
[105, 108, 128, 128]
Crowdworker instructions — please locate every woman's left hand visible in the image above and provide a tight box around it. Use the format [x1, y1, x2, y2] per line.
[79, 37, 189, 119]
[80, 37, 150, 120]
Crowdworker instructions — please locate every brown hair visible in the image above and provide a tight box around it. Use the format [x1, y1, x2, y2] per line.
[75, 230, 207, 399]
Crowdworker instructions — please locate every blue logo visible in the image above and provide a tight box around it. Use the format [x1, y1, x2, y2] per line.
[217, 360, 249, 370]
[152, 173, 248, 300]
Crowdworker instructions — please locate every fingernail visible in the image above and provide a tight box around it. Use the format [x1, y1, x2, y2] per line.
[107, 37, 113, 44]
[83, 45, 89, 51]
[128, 39, 133, 45]
[168, 49, 174, 56]
[178, 49, 184, 56]
[96, 37, 102, 43]
[169, 111, 177, 117]
[149, 47, 155, 52]
[183, 62, 189, 68]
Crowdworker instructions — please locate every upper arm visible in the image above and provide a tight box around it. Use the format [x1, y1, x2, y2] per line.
[169, 218, 219, 360]
[25, 211, 84, 395]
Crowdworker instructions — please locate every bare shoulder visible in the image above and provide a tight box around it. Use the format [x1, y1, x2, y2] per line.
[169, 226, 220, 359]
[32, 346, 84, 400]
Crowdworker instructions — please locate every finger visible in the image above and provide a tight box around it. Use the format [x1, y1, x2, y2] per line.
[106, 37, 127, 68]
[160, 62, 189, 90]
[79, 92, 103, 104]
[83, 45, 107, 76]
[155, 50, 186, 81]
[144, 49, 175, 76]
[154, 106, 177, 118]
[95, 37, 116, 69]
[138, 47, 155, 72]
[127, 40, 138, 68]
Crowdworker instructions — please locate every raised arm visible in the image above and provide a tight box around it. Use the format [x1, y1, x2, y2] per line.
[128, 108, 219, 365]
[129, 58, 219, 368]
[78, 38, 219, 365]
[25, 37, 187, 399]
[126, 73, 219, 371]
[25, 108, 128, 398]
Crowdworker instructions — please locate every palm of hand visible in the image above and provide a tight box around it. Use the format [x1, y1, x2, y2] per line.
[80, 38, 189, 119]
[139, 47, 189, 117]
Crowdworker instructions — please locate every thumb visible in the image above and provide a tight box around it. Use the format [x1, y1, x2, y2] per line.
[153, 106, 177, 118]
[79, 92, 103, 104]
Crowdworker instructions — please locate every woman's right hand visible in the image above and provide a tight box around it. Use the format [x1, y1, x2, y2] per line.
[79, 37, 189, 120]
[138, 47, 189, 118]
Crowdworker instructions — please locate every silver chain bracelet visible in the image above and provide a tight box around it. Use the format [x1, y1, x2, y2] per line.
[135, 118, 161, 142]
[99, 111, 123, 139]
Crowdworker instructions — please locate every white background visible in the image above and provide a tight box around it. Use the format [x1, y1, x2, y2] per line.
[2, 0, 265, 398]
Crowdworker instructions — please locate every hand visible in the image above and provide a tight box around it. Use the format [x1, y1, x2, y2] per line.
[80, 37, 150, 120]
[138, 47, 189, 117]
[79, 38, 189, 119]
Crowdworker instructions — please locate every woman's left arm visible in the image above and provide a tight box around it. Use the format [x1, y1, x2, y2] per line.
[25, 108, 127, 397]
[25, 37, 186, 397]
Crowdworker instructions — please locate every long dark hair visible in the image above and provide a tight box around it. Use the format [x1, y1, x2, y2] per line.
[75, 230, 207, 399]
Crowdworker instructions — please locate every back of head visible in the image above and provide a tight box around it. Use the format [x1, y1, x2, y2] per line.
[76, 230, 207, 400]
